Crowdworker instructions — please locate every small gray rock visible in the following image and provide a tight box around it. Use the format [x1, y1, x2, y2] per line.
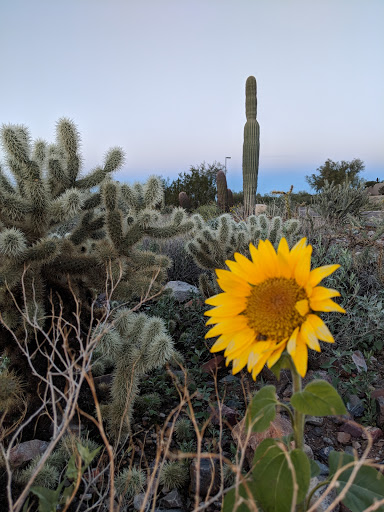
[347, 395, 365, 417]
[162, 489, 183, 509]
[164, 281, 200, 302]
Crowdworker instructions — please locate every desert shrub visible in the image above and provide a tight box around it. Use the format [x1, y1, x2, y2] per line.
[193, 202, 219, 221]
[312, 179, 370, 222]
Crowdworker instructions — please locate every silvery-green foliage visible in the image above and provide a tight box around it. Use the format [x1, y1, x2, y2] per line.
[311, 242, 384, 354]
[14, 456, 60, 489]
[114, 467, 146, 498]
[174, 417, 193, 441]
[313, 179, 370, 222]
[159, 461, 189, 489]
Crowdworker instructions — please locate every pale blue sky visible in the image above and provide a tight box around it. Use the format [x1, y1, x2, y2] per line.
[1, 0, 383, 193]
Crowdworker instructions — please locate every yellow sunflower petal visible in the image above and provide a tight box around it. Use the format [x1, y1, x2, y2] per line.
[277, 238, 292, 278]
[300, 320, 321, 352]
[216, 269, 251, 296]
[210, 334, 233, 353]
[287, 327, 299, 355]
[309, 264, 341, 287]
[310, 298, 346, 313]
[233, 252, 266, 284]
[310, 286, 341, 302]
[290, 331, 308, 377]
[288, 237, 308, 270]
[258, 240, 279, 277]
[267, 340, 288, 368]
[205, 293, 246, 307]
[231, 350, 250, 373]
[295, 299, 309, 316]
[205, 315, 249, 338]
[204, 302, 246, 318]
[251, 353, 270, 379]
[306, 314, 334, 343]
[294, 245, 313, 287]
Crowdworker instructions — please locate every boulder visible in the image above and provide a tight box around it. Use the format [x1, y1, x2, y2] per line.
[164, 281, 200, 302]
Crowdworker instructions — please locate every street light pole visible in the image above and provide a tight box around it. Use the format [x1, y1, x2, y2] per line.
[225, 156, 231, 175]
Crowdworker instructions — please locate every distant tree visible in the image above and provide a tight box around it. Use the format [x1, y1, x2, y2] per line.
[163, 161, 224, 208]
[305, 159, 365, 192]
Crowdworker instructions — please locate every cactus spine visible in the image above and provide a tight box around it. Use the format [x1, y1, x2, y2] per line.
[242, 76, 260, 217]
[216, 170, 229, 212]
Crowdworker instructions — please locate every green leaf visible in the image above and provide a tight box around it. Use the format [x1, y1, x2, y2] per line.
[223, 481, 256, 512]
[66, 454, 79, 480]
[290, 379, 346, 416]
[246, 385, 278, 432]
[310, 459, 321, 478]
[29, 486, 61, 512]
[329, 451, 384, 512]
[270, 353, 291, 380]
[252, 439, 311, 512]
[76, 442, 101, 469]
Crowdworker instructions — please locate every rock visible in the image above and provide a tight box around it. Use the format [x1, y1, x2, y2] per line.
[190, 458, 219, 497]
[209, 404, 238, 426]
[306, 416, 324, 426]
[309, 476, 340, 511]
[377, 396, 384, 425]
[362, 426, 383, 442]
[164, 281, 200, 302]
[162, 489, 183, 509]
[231, 414, 292, 467]
[314, 460, 329, 476]
[318, 446, 334, 463]
[340, 420, 364, 438]
[9, 440, 49, 466]
[323, 437, 333, 445]
[202, 356, 225, 373]
[346, 395, 365, 417]
[337, 432, 351, 444]
[133, 492, 150, 511]
[303, 443, 314, 459]
[255, 204, 267, 214]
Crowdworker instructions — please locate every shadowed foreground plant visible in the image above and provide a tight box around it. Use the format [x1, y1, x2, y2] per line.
[205, 237, 384, 512]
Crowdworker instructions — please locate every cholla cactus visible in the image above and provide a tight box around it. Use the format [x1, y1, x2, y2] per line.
[0, 120, 193, 417]
[94, 309, 174, 438]
[186, 213, 300, 297]
[0, 369, 25, 412]
[114, 467, 146, 499]
[159, 461, 189, 489]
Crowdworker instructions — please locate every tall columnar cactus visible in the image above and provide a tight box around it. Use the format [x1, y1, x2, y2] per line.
[216, 170, 229, 213]
[242, 76, 260, 217]
[227, 189, 234, 208]
[186, 213, 300, 298]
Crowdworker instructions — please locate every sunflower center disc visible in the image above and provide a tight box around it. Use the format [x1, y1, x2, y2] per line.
[245, 277, 307, 341]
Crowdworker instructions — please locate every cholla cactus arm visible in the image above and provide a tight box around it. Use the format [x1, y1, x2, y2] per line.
[0, 165, 15, 194]
[144, 175, 164, 208]
[48, 189, 85, 223]
[268, 216, 282, 245]
[75, 149, 124, 189]
[32, 139, 47, 165]
[75, 167, 108, 190]
[83, 192, 102, 210]
[55, 118, 81, 184]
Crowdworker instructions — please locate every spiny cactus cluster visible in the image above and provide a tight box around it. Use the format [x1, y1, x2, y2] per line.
[94, 308, 175, 439]
[242, 76, 260, 217]
[0, 119, 193, 418]
[186, 213, 300, 297]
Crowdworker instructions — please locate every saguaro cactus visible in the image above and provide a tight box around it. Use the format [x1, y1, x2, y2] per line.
[242, 76, 260, 217]
[216, 170, 229, 212]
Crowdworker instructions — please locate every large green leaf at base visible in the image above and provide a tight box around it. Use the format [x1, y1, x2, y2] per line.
[252, 439, 310, 512]
[290, 379, 346, 416]
[222, 481, 257, 512]
[246, 385, 278, 433]
[329, 451, 384, 512]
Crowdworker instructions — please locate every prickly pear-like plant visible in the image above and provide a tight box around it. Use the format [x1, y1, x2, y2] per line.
[242, 76, 260, 217]
[186, 213, 301, 297]
[178, 191, 191, 210]
[216, 170, 229, 212]
[94, 308, 175, 439]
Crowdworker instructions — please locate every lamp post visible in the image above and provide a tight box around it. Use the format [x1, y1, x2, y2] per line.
[225, 156, 231, 175]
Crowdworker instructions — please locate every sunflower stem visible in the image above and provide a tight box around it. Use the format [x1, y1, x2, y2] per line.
[290, 361, 306, 512]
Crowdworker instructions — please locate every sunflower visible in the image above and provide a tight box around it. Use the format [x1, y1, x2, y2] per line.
[204, 237, 345, 378]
